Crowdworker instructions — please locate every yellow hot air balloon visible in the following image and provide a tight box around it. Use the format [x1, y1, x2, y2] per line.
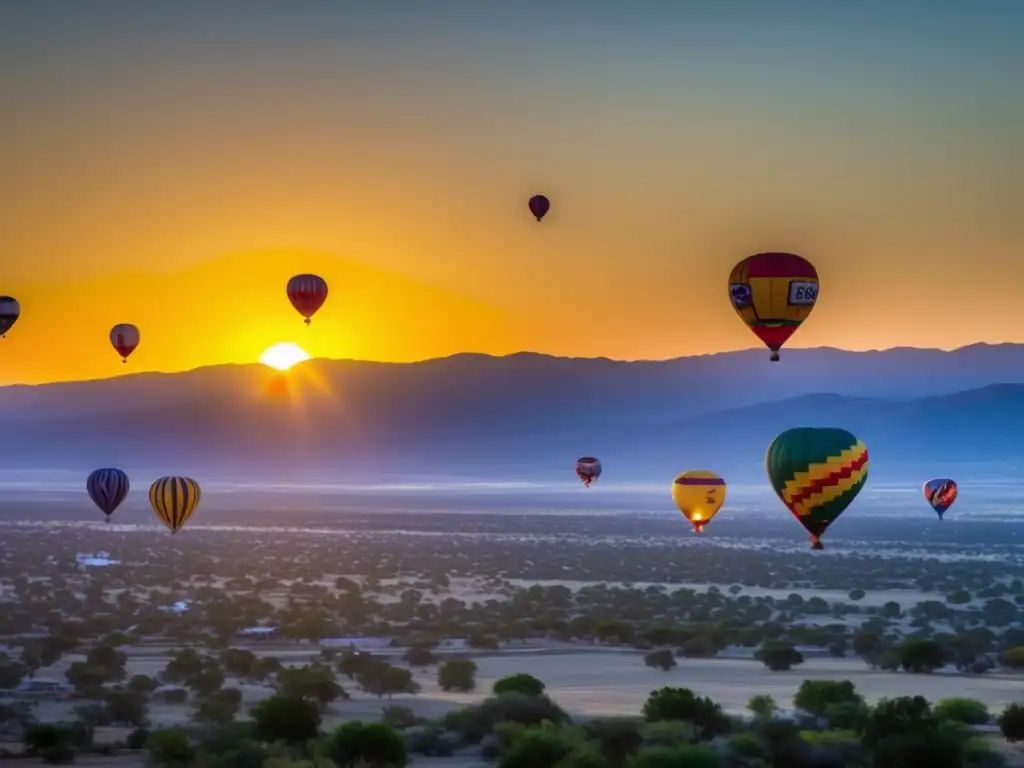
[149, 476, 202, 534]
[671, 470, 727, 534]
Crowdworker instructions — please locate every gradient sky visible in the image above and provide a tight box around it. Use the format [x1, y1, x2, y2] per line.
[2, 0, 1023, 384]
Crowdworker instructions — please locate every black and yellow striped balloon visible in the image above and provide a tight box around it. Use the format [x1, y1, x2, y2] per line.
[148, 476, 202, 534]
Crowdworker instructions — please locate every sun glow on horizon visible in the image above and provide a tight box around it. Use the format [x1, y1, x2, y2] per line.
[259, 342, 311, 371]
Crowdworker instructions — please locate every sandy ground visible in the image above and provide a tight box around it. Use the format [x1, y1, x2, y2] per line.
[18, 651, 1024, 728]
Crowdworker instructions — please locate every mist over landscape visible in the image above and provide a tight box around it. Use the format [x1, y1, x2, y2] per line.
[3, 344, 1024, 487]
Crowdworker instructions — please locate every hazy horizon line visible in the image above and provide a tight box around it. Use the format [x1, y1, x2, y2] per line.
[4, 340, 1024, 390]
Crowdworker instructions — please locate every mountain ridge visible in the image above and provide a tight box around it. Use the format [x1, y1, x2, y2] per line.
[3, 345, 1024, 479]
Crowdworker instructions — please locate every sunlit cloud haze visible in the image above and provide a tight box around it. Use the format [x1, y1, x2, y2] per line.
[2, 0, 1022, 384]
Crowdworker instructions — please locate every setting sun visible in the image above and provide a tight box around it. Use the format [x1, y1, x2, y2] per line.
[259, 342, 311, 371]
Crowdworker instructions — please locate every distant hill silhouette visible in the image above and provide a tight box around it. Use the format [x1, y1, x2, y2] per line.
[4, 344, 1024, 480]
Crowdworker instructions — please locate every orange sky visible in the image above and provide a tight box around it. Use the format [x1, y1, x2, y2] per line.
[2, 3, 1023, 384]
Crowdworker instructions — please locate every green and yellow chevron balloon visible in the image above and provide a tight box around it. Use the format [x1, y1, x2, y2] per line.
[765, 427, 869, 550]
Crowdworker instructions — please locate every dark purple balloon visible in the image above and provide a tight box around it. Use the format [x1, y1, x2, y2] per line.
[528, 194, 550, 222]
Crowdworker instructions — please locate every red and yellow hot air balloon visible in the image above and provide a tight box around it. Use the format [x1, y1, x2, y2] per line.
[728, 252, 819, 361]
[287, 274, 328, 325]
[671, 470, 727, 533]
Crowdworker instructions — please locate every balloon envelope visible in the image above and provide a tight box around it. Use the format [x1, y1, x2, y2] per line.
[765, 427, 868, 549]
[923, 478, 958, 520]
[728, 252, 818, 361]
[576, 457, 602, 487]
[287, 274, 328, 324]
[671, 470, 726, 533]
[149, 476, 202, 534]
[0, 296, 20, 338]
[110, 323, 140, 362]
[528, 195, 550, 222]
[87, 468, 130, 519]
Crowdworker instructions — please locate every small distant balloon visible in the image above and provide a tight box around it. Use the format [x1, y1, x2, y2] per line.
[149, 476, 202, 534]
[728, 252, 819, 362]
[287, 274, 329, 325]
[923, 478, 958, 521]
[0, 297, 20, 338]
[576, 457, 602, 487]
[528, 195, 550, 222]
[110, 323, 140, 363]
[671, 470, 727, 534]
[87, 468, 130, 522]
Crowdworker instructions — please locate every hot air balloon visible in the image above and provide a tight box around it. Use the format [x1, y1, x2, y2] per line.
[0, 297, 20, 338]
[110, 323, 140, 363]
[528, 195, 550, 222]
[671, 470, 727, 534]
[576, 457, 602, 487]
[765, 427, 868, 550]
[86, 468, 130, 523]
[149, 476, 202, 534]
[923, 478, 958, 521]
[287, 274, 328, 325]
[728, 252, 819, 361]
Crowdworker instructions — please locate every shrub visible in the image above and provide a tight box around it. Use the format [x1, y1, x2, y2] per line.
[934, 697, 990, 725]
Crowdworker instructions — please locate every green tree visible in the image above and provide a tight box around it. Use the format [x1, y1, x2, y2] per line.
[754, 642, 804, 671]
[127, 674, 159, 694]
[337, 651, 376, 680]
[0, 661, 26, 689]
[24, 723, 76, 755]
[400, 646, 435, 667]
[998, 703, 1024, 743]
[185, 661, 225, 697]
[872, 733, 963, 768]
[852, 629, 887, 668]
[493, 673, 546, 698]
[641, 687, 729, 740]
[380, 705, 420, 730]
[191, 688, 242, 726]
[220, 648, 258, 678]
[440, 694, 569, 744]
[1000, 646, 1024, 668]
[85, 645, 127, 680]
[250, 695, 321, 745]
[497, 721, 575, 768]
[437, 659, 477, 692]
[103, 690, 149, 727]
[934, 697, 989, 725]
[946, 589, 972, 605]
[823, 701, 869, 732]
[581, 718, 643, 765]
[793, 679, 862, 717]
[147, 729, 195, 765]
[276, 665, 347, 708]
[327, 720, 407, 767]
[627, 744, 722, 768]
[863, 696, 939, 748]
[897, 637, 948, 673]
[746, 694, 778, 720]
[643, 650, 676, 672]
[161, 648, 206, 685]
